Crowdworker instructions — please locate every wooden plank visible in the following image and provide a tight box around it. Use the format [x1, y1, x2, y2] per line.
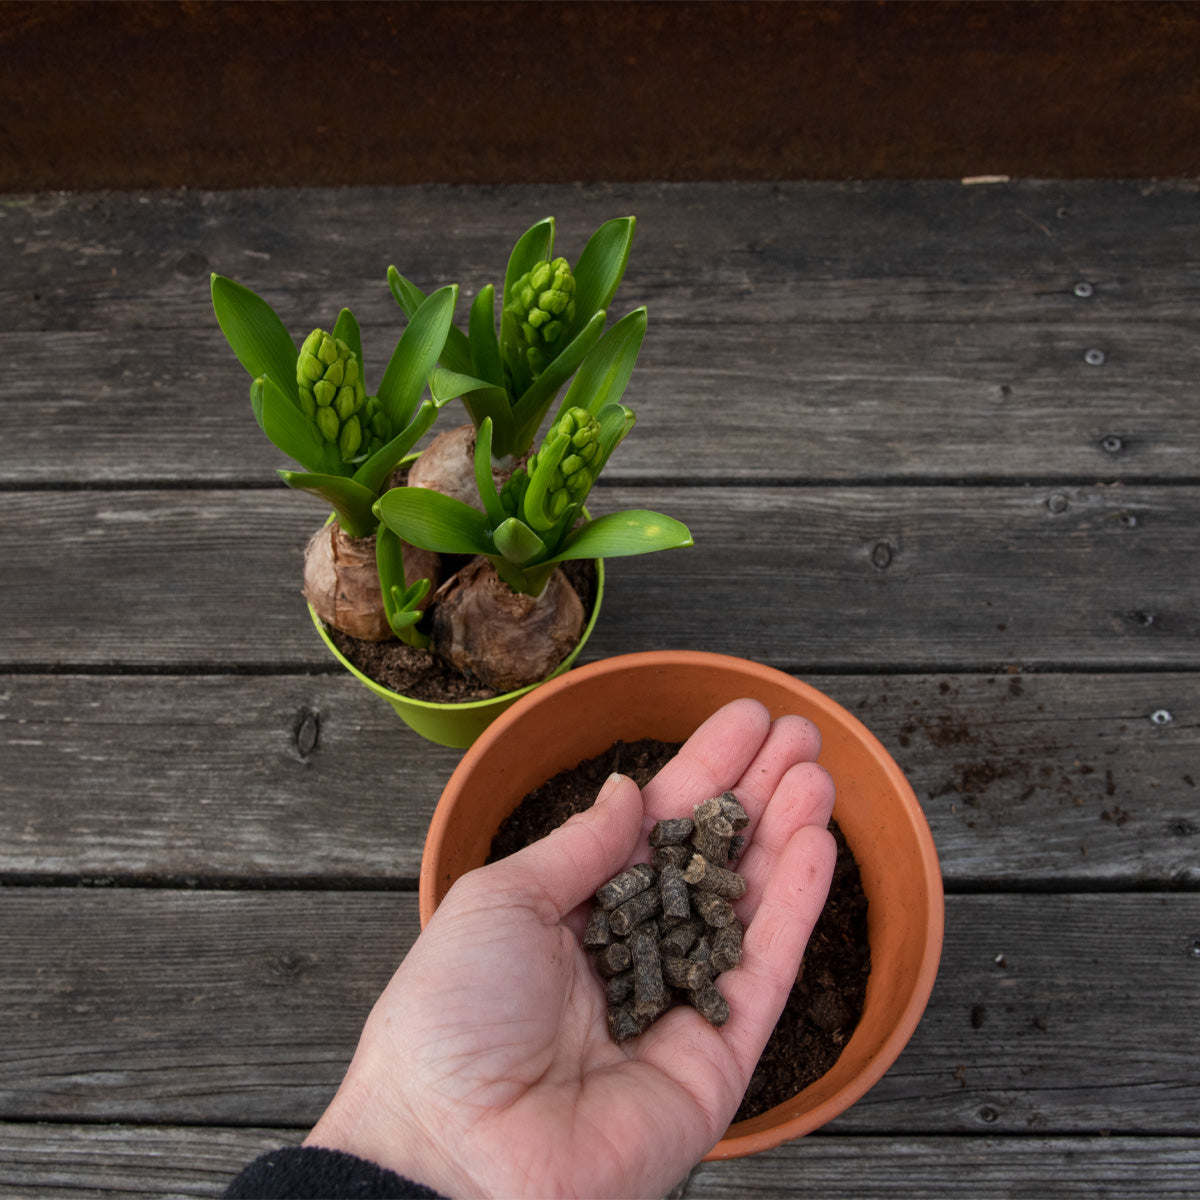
[0, 1122, 294, 1200]
[0, 1124, 1195, 1200]
[3, 182, 1199, 485]
[1, 486, 1196, 670]
[6, 317, 1198, 485]
[0, 673, 1195, 888]
[5, 183, 1199, 332]
[685, 1135, 1200, 1199]
[0, 892, 1195, 1131]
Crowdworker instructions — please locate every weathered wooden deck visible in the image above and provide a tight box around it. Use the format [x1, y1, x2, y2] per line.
[1, 181, 1197, 1197]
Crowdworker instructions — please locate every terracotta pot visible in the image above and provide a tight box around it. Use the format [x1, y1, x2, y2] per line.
[420, 650, 943, 1157]
[310, 558, 604, 749]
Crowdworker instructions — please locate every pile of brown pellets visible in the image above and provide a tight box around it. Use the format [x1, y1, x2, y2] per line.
[584, 791, 749, 1042]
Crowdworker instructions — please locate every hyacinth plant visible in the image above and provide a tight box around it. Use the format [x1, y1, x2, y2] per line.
[210, 274, 457, 644]
[388, 216, 636, 475]
[373, 307, 693, 690]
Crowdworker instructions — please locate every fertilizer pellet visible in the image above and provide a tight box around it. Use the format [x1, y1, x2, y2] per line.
[586, 792, 749, 1042]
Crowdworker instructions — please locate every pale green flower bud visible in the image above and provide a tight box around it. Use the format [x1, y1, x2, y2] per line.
[524, 406, 601, 530]
[297, 329, 367, 462]
[504, 257, 577, 385]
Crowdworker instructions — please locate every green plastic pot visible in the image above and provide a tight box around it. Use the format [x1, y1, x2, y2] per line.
[309, 557, 604, 748]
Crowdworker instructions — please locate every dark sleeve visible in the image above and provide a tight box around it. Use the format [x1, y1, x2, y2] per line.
[223, 1145, 448, 1199]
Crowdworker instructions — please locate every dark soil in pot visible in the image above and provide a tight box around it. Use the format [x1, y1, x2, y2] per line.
[487, 737, 871, 1124]
[327, 558, 598, 703]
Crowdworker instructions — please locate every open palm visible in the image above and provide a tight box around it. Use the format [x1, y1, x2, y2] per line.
[307, 699, 836, 1199]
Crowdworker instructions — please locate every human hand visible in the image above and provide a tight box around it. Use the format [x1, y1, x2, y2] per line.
[306, 698, 837, 1199]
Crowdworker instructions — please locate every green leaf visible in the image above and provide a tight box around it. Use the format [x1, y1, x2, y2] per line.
[332, 309, 364, 384]
[594, 402, 637, 474]
[211, 275, 299, 403]
[374, 486, 493, 556]
[279, 471, 380, 538]
[468, 284, 503, 387]
[571, 216, 636, 338]
[387, 268, 473, 374]
[548, 509, 694, 562]
[430, 369, 517, 453]
[556, 306, 646, 425]
[473, 418, 508, 527]
[522, 430, 570, 533]
[377, 284, 457, 429]
[508, 308, 607, 454]
[352, 398, 438, 496]
[377, 526, 430, 647]
[254, 374, 336, 475]
[490, 557, 557, 597]
[492, 517, 548, 566]
[502, 217, 556, 307]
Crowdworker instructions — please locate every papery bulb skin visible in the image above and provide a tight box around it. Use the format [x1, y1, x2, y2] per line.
[429, 557, 584, 692]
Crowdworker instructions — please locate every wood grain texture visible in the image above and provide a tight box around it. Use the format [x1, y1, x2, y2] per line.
[3, 182, 1198, 484]
[0, 673, 1194, 888]
[0, 1124, 1196, 1200]
[0, 1122, 293, 1200]
[1, 486, 1196, 669]
[0, 891, 1195, 1132]
[685, 1135, 1200, 1198]
[2, 178, 1196, 1186]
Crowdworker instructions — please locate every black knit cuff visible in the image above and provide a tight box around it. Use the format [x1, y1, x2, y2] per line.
[223, 1145, 447, 1199]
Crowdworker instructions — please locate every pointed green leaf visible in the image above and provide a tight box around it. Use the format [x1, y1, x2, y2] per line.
[594, 402, 637, 474]
[502, 217, 556, 307]
[332, 308, 364, 384]
[279, 471, 380, 538]
[377, 284, 458, 428]
[352, 398, 439, 496]
[556, 306, 646, 425]
[473, 418, 508, 527]
[430, 369, 517, 453]
[211, 275, 299, 403]
[254, 374, 336, 474]
[492, 517, 548, 566]
[387, 268, 473, 374]
[468, 284, 503, 387]
[377, 525, 431, 647]
[374, 486, 492, 556]
[548, 509, 693, 562]
[522, 431, 570, 533]
[508, 308, 607, 454]
[570, 216, 636, 338]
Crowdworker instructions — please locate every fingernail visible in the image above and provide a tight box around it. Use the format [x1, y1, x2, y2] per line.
[594, 772, 625, 805]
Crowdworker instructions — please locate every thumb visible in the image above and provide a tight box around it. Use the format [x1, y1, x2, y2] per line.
[492, 772, 645, 920]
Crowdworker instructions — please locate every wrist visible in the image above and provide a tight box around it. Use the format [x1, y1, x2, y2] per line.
[304, 1064, 476, 1199]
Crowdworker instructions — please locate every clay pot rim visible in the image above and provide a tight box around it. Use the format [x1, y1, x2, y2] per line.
[420, 649, 944, 1157]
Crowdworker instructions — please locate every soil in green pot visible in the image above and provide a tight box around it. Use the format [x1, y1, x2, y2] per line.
[487, 738, 870, 1124]
[327, 557, 598, 703]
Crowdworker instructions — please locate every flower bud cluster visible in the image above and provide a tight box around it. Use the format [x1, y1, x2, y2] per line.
[524, 406, 602, 527]
[297, 329, 374, 462]
[505, 256, 577, 381]
[584, 792, 749, 1042]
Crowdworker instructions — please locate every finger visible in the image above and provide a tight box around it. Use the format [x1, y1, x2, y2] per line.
[486, 772, 645, 921]
[727, 714, 823, 836]
[718, 824, 838, 1079]
[641, 698, 771, 827]
[734, 761, 836, 917]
